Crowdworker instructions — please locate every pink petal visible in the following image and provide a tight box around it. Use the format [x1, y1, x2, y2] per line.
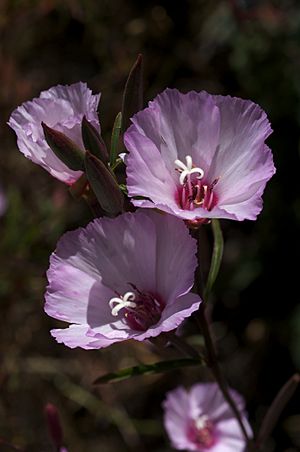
[125, 89, 275, 222]
[163, 387, 195, 450]
[45, 211, 200, 349]
[131, 292, 201, 342]
[51, 324, 116, 350]
[124, 131, 177, 204]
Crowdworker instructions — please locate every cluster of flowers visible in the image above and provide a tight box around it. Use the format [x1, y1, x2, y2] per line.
[9, 80, 275, 451]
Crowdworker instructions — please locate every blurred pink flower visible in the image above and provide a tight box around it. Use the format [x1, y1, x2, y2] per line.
[45, 211, 201, 349]
[163, 383, 252, 451]
[125, 89, 275, 224]
[8, 82, 100, 185]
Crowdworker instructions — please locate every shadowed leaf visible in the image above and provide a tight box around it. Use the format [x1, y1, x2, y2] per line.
[110, 112, 122, 166]
[257, 373, 300, 447]
[121, 54, 143, 133]
[93, 358, 201, 384]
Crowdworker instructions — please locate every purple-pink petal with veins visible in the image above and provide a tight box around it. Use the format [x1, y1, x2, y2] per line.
[125, 88, 275, 222]
[45, 211, 201, 349]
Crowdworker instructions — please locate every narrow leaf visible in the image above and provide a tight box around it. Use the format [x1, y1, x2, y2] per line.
[93, 358, 201, 384]
[257, 373, 300, 446]
[81, 116, 109, 163]
[42, 122, 84, 171]
[110, 112, 122, 166]
[121, 54, 143, 133]
[84, 151, 124, 216]
[204, 219, 224, 301]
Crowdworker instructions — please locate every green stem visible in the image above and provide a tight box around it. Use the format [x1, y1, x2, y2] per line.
[203, 219, 224, 301]
[167, 333, 203, 360]
[256, 373, 300, 448]
[195, 221, 250, 444]
[197, 305, 250, 442]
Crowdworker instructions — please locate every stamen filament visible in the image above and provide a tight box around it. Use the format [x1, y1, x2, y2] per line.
[109, 291, 137, 317]
[174, 155, 204, 185]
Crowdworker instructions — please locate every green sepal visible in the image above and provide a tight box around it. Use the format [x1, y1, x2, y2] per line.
[81, 116, 109, 164]
[84, 151, 124, 216]
[42, 122, 84, 171]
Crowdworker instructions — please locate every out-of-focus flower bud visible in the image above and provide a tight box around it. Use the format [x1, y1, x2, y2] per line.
[44, 403, 64, 451]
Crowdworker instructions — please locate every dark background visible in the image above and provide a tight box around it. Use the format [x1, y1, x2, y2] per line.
[0, 0, 300, 451]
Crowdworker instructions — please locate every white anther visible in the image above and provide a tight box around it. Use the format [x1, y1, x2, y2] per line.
[174, 155, 204, 185]
[109, 291, 137, 317]
[195, 415, 210, 430]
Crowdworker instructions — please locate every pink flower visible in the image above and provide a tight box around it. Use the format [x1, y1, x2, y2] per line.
[8, 82, 100, 185]
[124, 89, 275, 224]
[163, 383, 252, 451]
[45, 211, 201, 349]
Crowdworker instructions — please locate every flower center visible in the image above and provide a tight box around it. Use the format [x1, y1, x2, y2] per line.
[174, 156, 218, 212]
[188, 415, 216, 449]
[109, 287, 164, 331]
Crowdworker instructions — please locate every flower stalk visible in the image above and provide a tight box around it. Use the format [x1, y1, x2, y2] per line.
[196, 221, 250, 444]
[197, 304, 250, 443]
[256, 373, 300, 449]
[203, 219, 224, 301]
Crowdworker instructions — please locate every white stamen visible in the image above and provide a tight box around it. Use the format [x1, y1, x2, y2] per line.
[174, 155, 204, 185]
[195, 414, 210, 430]
[109, 291, 137, 317]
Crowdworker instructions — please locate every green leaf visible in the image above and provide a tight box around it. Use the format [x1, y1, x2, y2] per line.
[81, 116, 108, 164]
[204, 219, 224, 300]
[110, 112, 122, 167]
[121, 54, 143, 133]
[93, 358, 201, 384]
[42, 122, 84, 171]
[84, 151, 124, 216]
[119, 184, 128, 195]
